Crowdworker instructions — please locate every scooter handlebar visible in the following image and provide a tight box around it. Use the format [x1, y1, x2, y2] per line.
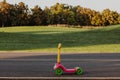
[58, 43, 62, 49]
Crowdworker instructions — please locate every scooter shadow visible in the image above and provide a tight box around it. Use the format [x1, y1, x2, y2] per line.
[62, 72, 85, 76]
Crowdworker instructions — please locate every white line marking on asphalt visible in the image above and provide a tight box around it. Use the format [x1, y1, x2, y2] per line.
[0, 59, 120, 62]
[0, 77, 120, 79]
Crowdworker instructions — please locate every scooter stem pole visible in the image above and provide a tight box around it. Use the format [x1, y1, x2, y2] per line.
[57, 43, 61, 63]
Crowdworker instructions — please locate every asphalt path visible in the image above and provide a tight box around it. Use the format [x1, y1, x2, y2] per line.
[0, 52, 120, 78]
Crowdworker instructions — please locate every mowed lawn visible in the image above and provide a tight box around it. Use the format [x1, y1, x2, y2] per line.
[0, 25, 120, 53]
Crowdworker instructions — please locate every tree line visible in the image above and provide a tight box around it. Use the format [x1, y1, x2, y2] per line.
[0, 1, 120, 27]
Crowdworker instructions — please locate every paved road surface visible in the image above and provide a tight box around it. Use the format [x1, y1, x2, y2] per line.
[0, 52, 120, 77]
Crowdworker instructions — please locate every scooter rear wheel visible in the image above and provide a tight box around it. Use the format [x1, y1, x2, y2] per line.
[55, 68, 63, 75]
[76, 67, 83, 75]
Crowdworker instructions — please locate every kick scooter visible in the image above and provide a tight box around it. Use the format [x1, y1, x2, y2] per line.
[53, 43, 83, 75]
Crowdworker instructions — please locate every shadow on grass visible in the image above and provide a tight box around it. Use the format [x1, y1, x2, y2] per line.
[0, 26, 120, 51]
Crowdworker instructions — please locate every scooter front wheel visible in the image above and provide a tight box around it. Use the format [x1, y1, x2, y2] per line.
[76, 67, 83, 75]
[55, 68, 63, 75]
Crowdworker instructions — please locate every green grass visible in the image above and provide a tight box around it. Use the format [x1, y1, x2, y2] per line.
[0, 25, 120, 53]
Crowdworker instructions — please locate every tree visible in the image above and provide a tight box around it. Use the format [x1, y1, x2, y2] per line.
[91, 12, 104, 26]
[14, 2, 30, 26]
[30, 5, 47, 26]
[0, 0, 11, 27]
[43, 7, 51, 25]
[74, 6, 92, 26]
[118, 14, 120, 24]
[102, 9, 119, 25]
[0, 1, 120, 27]
[49, 3, 63, 25]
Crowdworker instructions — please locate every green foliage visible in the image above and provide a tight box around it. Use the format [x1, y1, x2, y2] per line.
[0, 0, 11, 27]
[102, 9, 119, 25]
[91, 12, 103, 26]
[0, 1, 120, 27]
[117, 14, 120, 24]
[15, 2, 30, 26]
